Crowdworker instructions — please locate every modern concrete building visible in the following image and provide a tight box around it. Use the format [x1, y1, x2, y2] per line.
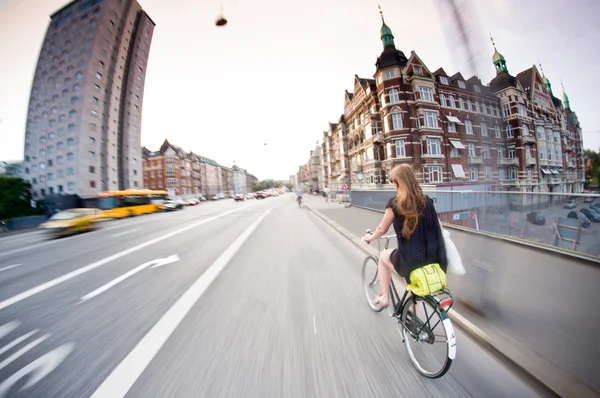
[232, 165, 247, 194]
[23, 0, 155, 203]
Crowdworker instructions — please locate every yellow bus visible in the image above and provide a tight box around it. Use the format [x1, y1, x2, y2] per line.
[97, 189, 168, 219]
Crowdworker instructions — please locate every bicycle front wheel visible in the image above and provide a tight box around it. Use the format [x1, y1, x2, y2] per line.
[399, 295, 456, 378]
[362, 256, 385, 312]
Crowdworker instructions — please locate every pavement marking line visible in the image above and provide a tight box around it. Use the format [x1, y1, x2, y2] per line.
[111, 228, 140, 238]
[0, 330, 38, 356]
[0, 334, 50, 371]
[79, 255, 180, 303]
[0, 264, 21, 273]
[313, 317, 317, 334]
[0, 321, 21, 340]
[0, 202, 261, 312]
[89, 206, 274, 398]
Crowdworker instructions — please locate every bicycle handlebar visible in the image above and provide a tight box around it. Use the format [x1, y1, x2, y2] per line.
[361, 229, 397, 246]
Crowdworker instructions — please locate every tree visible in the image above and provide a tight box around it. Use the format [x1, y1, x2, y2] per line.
[0, 177, 41, 220]
[285, 183, 293, 190]
[585, 150, 600, 187]
[251, 183, 263, 192]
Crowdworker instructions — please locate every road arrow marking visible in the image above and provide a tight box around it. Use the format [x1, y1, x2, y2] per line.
[79, 255, 180, 303]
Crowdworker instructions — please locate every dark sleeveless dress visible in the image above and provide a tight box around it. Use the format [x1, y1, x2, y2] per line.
[386, 196, 448, 283]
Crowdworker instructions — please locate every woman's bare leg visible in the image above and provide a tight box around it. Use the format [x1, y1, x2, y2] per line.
[376, 249, 395, 307]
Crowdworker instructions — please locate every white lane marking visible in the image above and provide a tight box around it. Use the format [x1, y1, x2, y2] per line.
[0, 264, 21, 273]
[313, 317, 317, 334]
[0, 202, 260, 312]
[90, 207, 274, 398]
[79, 255, 180, 303]
[0, 334, 49, 371]
[0, 321, 21, 340]
[111, 228, 140, 238]
[0, 235, 79, 258]
[0, 330, 38, 356]
[0, 342, 75, 398]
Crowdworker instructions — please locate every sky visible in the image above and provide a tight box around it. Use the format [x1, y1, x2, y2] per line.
[0, 0, 599, 180]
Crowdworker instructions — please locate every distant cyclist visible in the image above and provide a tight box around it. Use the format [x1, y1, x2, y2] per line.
[296, 188, 303, 206]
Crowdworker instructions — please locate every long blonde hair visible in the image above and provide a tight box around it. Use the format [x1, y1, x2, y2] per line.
[390, 164, 426, 239]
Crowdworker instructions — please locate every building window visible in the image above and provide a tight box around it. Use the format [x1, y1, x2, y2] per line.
[540, 149, 545, 160]
[458, 81, 466, 89]
[518, 104, 527, 116]
[420, 87, 434, 102]
[484, 166, 492, 180]
[468, 166, 478, 181]
[423, 111, 438, 128]
[474, 85, 481, 93]
[57, 155, 64, 164]
[506, 125, 514, 138]
[67, 137, 74, 146]
[68, 123, 75, 132]
[526, 145, 532, 159]
[448, 95, 456, 108]
[394, 139, 406, 157]
[427, 138, 441, 155]
[391, 112, 402, 130]
[503, 104, 511, 118]
[89, 166, 95, 173]
[475, 102, 481, 113]
[67, 153, 74, 161]
[468, 142, 476, 157]
[439, 76, 449, 85]
[387, 88, 399, 104]
[96, 72, 102, 80]
[481, 123, 488, 136]
[498, 168, 505, 180]
[423, 166, 443, 183]
[89, 151, 95, 159]
[91, 110, 97, 117]
[90, 180, 96, 188]
[522, 124, 530, 136]
[440, 94, 447, 107]
[448, 122, 457, 133]
[92, 97, 99, 104]
[467, 100, 473, 111]
[383, 70, 395, 80]
[508, 147, 516, 158]
[483, 144, 491, 158]
[89, 137, 95, 144]
[509, 167, 518, 180]
[458, 97, 464, 109]
[94, 84, 100, 91]
[465, 120, 473, 134]
[495, 125, 501, 138]
[450, 147, 459, 158]
[90, 123, 96, 130]
[482, 103, 488, 114]
[527, 168, 532, 180]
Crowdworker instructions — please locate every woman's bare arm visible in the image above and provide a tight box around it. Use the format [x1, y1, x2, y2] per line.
[368, 207, 395, 241]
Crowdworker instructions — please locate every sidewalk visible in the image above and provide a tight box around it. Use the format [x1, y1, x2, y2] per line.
[303, 194, 597, 398]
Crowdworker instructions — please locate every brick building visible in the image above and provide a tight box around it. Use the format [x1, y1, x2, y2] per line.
[316, 17, 586, 200]
[142, 139, 255, 198]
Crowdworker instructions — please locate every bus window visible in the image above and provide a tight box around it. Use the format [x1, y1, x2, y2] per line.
[98, 196, 118, 210]
[123, 195, 150, 206]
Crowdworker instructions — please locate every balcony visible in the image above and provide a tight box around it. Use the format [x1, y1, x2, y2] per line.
[373, 133, 384, 143]
[522, 135, 536, 144]
[526, 157, 537, 166]
[497, 158, 519, 166]
[564, 144, 574, 152]
[467, 155, 483, 165]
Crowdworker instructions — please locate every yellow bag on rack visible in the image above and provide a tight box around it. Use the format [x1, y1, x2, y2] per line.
[407, 263, 447, 296]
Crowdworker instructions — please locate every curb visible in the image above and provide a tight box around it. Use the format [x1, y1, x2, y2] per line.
[304, 201, 599, 398]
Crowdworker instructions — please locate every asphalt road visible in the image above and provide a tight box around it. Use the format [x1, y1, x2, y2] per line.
[0, 196, 542, 397]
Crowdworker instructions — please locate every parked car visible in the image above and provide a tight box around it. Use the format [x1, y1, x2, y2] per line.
[187, 198, 200, 206]
[567, 211, 591, 228]
[162, 201, 180, 212]
[563, 200, 577, 209]
[211, 195, 219, 201]
[580, 208, 600, 222]
[590, 202, 600, 211]
[233, 194, 245, 202]
[526, 211, 546, 225]
[245, 193, 254, 200]
[584, 196, 594, 203]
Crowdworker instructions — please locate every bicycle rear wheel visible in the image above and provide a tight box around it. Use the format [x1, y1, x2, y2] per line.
[362, 256, 384, 312]
[399, 295, 456, 378]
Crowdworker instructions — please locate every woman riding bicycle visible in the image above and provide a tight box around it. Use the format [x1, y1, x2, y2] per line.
[363, 164, 447, 308]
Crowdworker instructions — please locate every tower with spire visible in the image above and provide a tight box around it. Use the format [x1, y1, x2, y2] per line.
[374, 5, 408, 69]
[562, 82, 571, 109]
[490, 34, 508, 74]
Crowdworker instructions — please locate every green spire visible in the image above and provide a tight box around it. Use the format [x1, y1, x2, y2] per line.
[539, 63, 553, 95]
[490, 35, 508, 74]
[562, 82, 571, 109]
[378, 5, 395, 48]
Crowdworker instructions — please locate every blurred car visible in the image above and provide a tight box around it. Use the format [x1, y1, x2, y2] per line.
[590, 202, 600, 211]
[584, 196, 594, 203]
[161, 201, 180, 211]
[567, 211, 591, 228]
[211, 195, 219, 201]
[579, 208, 600, 222]
[245, 193, 254, 200]
[526, 211, 546, 225]
[187, 198, 200, 206]
[233, 194, 245, 202]
[563, 200, 577, 209]
[39, 208, 103, 237]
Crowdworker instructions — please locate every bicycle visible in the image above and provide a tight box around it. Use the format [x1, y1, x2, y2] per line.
[297, 196, 302, 207]
[360, 229, 457, 378]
